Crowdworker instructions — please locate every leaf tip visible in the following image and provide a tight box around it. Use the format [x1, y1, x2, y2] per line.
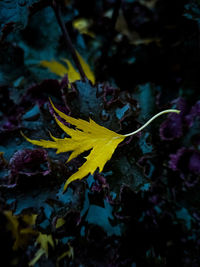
[175, 109, 181, 114]
[48, 97, 53, 108]
[20, 131, 28, 141]
[63, 181, 70, 193]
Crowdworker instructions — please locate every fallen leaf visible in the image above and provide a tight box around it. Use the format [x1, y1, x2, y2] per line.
[23, 99, 125, 191]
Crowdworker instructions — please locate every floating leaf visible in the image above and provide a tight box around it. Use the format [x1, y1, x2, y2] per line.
[22, 100, 179, 192]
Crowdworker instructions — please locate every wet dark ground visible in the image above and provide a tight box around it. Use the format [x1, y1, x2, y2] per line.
[0, 0, 200, 266]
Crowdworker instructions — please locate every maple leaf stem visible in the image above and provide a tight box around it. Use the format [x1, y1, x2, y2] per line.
[52, 1, 86, 81]
[124, 109, 180, 137]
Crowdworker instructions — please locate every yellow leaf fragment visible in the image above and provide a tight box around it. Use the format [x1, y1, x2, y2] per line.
[66, 244, 74, 259]
[29, 248, 45, 267]
[76, 51, 95, 85]
[29, 233, 54, 266]
[57, 244, 74, 263]
[36, 233, 54, 254]
[40, 51, 95, 85]
[73, 17, 95, 38]
[56, 218, 66, 228]
[23, 99, 125, 191]
[4, 211, 38, 250]
[22, 214, 37, 226]
[4, 211, 19, 250]
[62, 58, 81, 83]
[40, 60, 68, 77]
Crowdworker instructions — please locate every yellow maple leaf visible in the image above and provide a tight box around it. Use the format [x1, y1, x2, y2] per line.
[40, 51, 95, 85]
[23, 99, 125, 191]
[22, 99, 180, 192]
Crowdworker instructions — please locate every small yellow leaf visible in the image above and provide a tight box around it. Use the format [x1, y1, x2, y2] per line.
[40, 51, 95, 85]
[73, 18, 95, 38]
[23, 99, 125, 191]
[29, 233, 54, 266]
[29, 248, 45, 266]
[36, 233, 54, 254]
[55, 218, 65, 228]
[61, 58, 81, 83]
[57, 244, 74, 263]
